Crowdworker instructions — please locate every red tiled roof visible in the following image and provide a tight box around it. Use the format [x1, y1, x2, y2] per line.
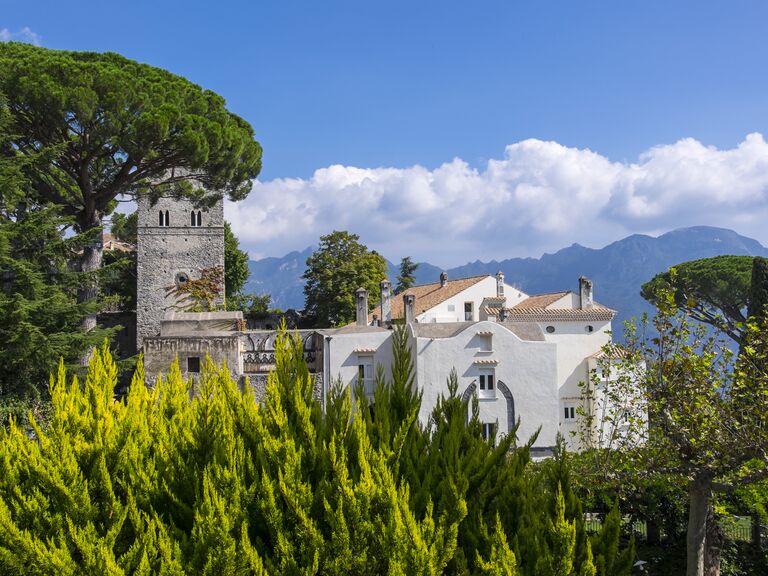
[373, 275, 489, 321]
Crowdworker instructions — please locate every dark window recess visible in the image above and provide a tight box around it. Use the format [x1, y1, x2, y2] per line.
[564, 406, 576, 420]
[187, 356, 201, 373]
[479, 374, 495, 390]
[481, 422, 497, 442]
[546, 326, 556, 333]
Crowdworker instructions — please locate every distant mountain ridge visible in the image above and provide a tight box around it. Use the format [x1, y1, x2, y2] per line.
[244, 226, 768, 331]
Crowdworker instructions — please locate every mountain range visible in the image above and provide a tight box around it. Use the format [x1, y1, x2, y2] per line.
[244, 226, 768, 332]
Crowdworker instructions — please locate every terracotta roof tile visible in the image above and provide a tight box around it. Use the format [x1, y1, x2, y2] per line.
[512, 292, 570, 309]
[375, 275, 489, 321]
[504, 306, 615, 322]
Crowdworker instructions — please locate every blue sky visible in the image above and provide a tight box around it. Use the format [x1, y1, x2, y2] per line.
[3, 1, 768, 266]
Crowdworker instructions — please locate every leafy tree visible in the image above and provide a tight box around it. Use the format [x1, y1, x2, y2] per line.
[641, 255, 754, 343]
[0, 90, 114, 398]
[396, 256, 419, 294]
[224, 221, 250, 299]
[109, 211, 137, 244]
[0, 43, 262, 329]
[583, 284, 768, 576]
[0, 206, 115, 397]
[303, 230, 387, 326]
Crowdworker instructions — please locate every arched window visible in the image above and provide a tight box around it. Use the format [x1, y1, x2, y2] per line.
[164, 210, 170, 226]
[190, 210, 203, 227]
[159, 210, 164, 226]
[196, 211, 202, 226]
[190, 211, 196, 226]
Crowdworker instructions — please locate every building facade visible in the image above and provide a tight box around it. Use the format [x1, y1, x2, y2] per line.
[137, 195, 630, 454]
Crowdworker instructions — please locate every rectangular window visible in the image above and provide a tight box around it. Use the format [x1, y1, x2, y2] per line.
[447, 304, 455, 312]
[187, 356, 201, 373]
[464, 302, 474, 321]
[478, 371, 496, 398]
[481, 422, 497, 443]
[564, 406, 576, 420]
[358, 356, 374, 396]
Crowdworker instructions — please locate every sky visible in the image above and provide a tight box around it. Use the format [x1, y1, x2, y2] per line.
[3, 1, 768, 267]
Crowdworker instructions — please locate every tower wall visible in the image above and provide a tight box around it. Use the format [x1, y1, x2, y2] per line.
[136, 195, 225, 349]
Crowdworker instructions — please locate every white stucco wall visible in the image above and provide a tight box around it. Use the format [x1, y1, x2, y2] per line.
[324, 329, 394, 402]
[417, 278, 528, 323]
[536, 319, 612, 449]
[412, 321, 559, 448]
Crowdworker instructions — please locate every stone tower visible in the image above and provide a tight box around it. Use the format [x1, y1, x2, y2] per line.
[136, 194, 225, 349]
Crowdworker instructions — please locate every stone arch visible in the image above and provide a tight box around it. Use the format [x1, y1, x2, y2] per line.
[461, 380, 515, 434]
[497, 380, 515, 434]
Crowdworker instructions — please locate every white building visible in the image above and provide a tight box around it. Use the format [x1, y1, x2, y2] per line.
[323, 273, 617, 455]
[134, 194, 632, 454]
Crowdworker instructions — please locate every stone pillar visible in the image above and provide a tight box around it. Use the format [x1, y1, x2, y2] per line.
[380, 280, 392, 325]
[404, 294, 416, 324]
[356, 287, 369, 326]
[496, 271, 505, 297]
[579, 276, 593, 309]
[440, 271, 448, 288]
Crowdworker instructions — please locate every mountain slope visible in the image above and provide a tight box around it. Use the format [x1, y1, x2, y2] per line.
[244, 226, 768, 330]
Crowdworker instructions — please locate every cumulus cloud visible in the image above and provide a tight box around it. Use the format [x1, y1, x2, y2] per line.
[0, 27, 41, 45]
[226, 134, 768, 266]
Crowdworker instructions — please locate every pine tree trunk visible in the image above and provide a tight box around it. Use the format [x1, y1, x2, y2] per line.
[77, 211, 103, 363]
[687, 475, 712, 576]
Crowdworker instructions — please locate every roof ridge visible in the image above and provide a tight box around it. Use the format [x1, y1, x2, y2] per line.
[403, 274, 490, 291]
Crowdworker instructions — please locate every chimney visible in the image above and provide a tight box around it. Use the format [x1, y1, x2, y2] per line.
[579, 276, 593, 309]
[496, 271, 505, 297]
[440, 271, 448, 288]
[380, 280, 392, 325]
[356, 287, 369, 326]
[403, 294, 416, 324]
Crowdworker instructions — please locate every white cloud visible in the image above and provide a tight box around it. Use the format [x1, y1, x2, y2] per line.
[226, 134, 768, 266]
[0, 27, 41, 45]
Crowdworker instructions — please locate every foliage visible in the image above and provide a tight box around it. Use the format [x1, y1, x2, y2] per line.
[356, 326, 634, 575]
[109, 212, 137, 245]
[0, 42, 262, 328]
[303, 230, 388, 327]
[396, 256, 419, 294]
[0, 43, 262, 230]
[0, 326, 632, 574]
[0, 205, 115, 396]
[748, 256, 768, 320]
[224, 221, 250, 299]
[641, 255, 754, 343]
[228, 292, 273, 317]
[166, 265, 224, 312]
[577, 279, 768, 576]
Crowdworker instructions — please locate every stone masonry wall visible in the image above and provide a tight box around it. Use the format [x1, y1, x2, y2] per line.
[136, 195, 225, 349]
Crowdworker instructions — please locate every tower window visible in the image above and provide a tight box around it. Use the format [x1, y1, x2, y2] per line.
[190, 210, 203, 227]
[197, 211, 202, 226]
[158, 210, 170, 227]
[187, 356, 201, 373]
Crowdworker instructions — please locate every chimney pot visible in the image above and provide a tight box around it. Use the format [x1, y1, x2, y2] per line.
[579, 276, 593, 309]
[496, 271, 505, 297]
[380, 280, 392, 325]
[404, 294, 416, 323]
[356, 287, 369, 326]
